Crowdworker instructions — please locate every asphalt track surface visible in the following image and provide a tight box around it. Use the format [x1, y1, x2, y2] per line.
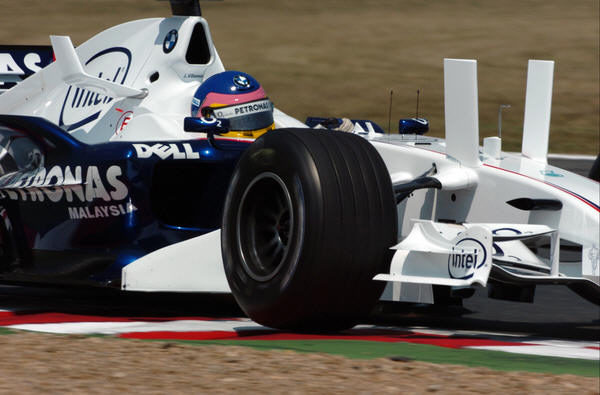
[0, 158, 598, 343]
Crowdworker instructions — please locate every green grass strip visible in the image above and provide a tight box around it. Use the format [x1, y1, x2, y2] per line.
[183, 339, 599, 377]
[0, 327, 14, 335]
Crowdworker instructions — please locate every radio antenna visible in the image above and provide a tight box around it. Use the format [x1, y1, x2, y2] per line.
[387, 89, 393, 134]
[416, 89, 420, 118]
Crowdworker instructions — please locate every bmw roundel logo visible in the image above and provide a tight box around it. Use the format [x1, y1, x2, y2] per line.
[233, 75, 251, 89]
[163, 29, 178, 53]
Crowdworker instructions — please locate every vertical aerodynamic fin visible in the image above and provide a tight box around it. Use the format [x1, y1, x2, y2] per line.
[443, 59, 481, 167]
[522, 60, 554, 163]
[50, 36, 146, 98]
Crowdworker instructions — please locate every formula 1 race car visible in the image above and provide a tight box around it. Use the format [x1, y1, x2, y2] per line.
[0, 1, 598, 330]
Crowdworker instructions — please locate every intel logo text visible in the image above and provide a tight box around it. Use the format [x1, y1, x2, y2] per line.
[447, 238, 487, 280]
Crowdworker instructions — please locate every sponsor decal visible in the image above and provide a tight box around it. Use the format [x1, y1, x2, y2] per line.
[58, 47, 132, 132]
[0, 46, 53, 89]
[492, 227, 522, 235]
[233, 74, 250, 89]
[192, 115, 225, 128]
[199, 116, 222, 126]
[0, 53, 44, 75]
[492, 227, 522, 254]
[132, 143, 200, 160]
[447, 238, 487, 280]
[163, 29, 178, 53]
[213, 99, 272, 119]
[540, 169, 564, 177]
[492, 243, 504, 256]
[0, 165, 128, 203]
[350, 120, 385, 134]
[0, 53, 28, 76]
[114, 108, 133, 135]
[67, 202, 137, 220]
[184, 73, 203, 79]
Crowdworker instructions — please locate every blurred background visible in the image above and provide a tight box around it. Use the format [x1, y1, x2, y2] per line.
[1, 0, 598, 154]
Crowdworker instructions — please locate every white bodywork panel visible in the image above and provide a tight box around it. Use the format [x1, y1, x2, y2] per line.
[122, 230, 230, 293]
[522, 60, 554, 163]
[443, 59, 480, 167]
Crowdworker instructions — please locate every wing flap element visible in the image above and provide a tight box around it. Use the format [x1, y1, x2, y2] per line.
[374, 221, 493, 287]
[50, 36, 147, 99]
[374, 221, 560, 287]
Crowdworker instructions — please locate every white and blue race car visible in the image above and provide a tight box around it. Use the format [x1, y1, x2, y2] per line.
[0, 0, 597, 330]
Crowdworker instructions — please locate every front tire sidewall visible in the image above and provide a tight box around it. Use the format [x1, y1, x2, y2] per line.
[222, 134, 320, 325]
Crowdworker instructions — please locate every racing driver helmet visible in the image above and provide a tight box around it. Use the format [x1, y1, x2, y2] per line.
[191, 71, 275, 138]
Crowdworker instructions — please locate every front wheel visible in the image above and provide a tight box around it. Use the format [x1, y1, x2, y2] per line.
[221, 128, 397, 330]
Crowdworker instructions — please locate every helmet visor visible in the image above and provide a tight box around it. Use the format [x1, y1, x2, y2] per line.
[211, 99, 274, 132]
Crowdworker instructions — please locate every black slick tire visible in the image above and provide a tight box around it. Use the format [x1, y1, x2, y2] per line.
[221, 128, 397, 331]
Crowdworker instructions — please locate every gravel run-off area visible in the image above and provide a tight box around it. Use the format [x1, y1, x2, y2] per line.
[0, 332, 598, 394]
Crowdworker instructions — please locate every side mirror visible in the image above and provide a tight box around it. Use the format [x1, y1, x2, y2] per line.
[398, 118, 429, 135]
[184, 117, 231, 149]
